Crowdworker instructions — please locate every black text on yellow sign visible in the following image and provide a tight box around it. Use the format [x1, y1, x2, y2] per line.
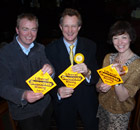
[26, 69, 56, 94]
[97, 64, 123, 86]
[58, 65, 85, 89]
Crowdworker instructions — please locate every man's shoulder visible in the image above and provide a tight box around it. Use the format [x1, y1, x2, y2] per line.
[0, 42, 14, 53]
[0, 42, 17, 62]
[34, 42, 46, 52]
[78, 37, 96, 46]
[35, 41, 44, 47]
[45, 38, 61, 49]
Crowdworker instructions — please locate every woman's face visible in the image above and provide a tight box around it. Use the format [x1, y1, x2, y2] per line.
[112, 32, 131, 53]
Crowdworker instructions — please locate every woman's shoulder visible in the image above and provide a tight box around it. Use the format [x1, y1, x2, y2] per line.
[133, 56, 140, 65]
[130, 54, 140, 64]
[104, 53, 117, 59]
[129, 54, 140, 70]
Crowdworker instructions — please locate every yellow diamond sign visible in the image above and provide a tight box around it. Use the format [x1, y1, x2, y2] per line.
[97, 64, 123, 86]
[26, 69, 56, 94]
[58, 65, 85, 89]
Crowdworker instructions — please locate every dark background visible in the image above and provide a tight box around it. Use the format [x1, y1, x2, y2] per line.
[0, 1, 140, 129]
[0, 0, 140, 66]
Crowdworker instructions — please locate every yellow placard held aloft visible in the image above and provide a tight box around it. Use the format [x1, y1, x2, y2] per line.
[97, 64, 123, 86]
[26, 69, 56, 94]
[58, 65, 85, 89]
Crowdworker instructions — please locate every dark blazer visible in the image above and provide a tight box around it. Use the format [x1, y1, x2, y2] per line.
[45, 36, 99, 130]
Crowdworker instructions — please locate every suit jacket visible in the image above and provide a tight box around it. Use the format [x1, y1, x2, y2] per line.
[45, 36, 99, 104]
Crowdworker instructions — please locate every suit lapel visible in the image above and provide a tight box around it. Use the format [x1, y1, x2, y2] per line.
[75, 38, 88, 64]
[58, 39, 71, 68]
[76, 38, 85, 53]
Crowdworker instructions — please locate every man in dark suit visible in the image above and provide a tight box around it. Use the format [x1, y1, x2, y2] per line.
[45, 8, 99, 130]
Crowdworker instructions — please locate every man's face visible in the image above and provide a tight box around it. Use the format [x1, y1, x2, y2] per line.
[16, 18, 38, 48]
[59, 15, 81, 44]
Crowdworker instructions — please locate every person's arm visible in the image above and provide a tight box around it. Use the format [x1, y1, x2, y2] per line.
[41, 64, 54, 76]
[22, 90, 44, 103]
[114, 62, 140, 101]
[40, 44, 55, 78]
[96, 81, 112, 93]
[114, 84, 129, 101]
[96, 63, 129, 101]
[96, 80, 129, 102]
[58, 86, 74, 99]
[96, 53, 112, 92]
[0, 48, 25, 105]
[72, 63, 91, 82]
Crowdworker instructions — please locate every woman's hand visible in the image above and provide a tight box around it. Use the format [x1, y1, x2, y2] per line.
[96, 82, 111, 93]
[112, 63, 126, 75]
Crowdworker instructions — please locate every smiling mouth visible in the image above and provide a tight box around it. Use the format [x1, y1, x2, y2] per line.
[26, 37, 32, 40]
[118, 46, 124, 49]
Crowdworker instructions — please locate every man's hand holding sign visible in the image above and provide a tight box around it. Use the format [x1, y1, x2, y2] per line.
[72, 53, 91, 79]
[25, 64, 55, 103]
[58, 53, 92, 99]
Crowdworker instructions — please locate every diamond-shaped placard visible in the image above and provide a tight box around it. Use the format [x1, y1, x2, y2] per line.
[97, 64, 123, 86]
[26, 69, 56, 94]
[58, 65, 85, 89]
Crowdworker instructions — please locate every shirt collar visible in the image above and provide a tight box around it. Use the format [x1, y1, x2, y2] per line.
[16, 36, 34, 55]
[63, 38, 77, 53]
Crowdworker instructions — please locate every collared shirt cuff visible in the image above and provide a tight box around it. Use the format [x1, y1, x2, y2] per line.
[85, 75, 91, 83]
[57, 93, 61, 100]
[21, 98, 28, 107]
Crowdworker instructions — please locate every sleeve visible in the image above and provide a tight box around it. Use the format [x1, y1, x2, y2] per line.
[123, 61, 140, 98]
[39, 44, 55, 79]
[0, 50, 24, 105]
[45, 43, 59, 100]
[96, 53, 111, 84]
[84, 42, 99, 85]
[102, 53, 111, 68]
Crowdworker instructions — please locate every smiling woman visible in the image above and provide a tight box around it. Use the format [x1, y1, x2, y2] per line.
[96, 20, 140, 130]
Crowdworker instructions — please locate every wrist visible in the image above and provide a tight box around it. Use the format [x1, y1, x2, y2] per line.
[86, 69, 91, 77]
[22, 91, 27, 100]
[114, 84, 121, 87]
[21, 92, 27, 106]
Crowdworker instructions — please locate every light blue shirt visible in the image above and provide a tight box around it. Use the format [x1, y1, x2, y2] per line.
[16, 36, 34, 55]
[63, 38, 77, 56]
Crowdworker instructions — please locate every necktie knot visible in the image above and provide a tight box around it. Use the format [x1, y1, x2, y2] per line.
[69, 45, 74, 65]
[69, 45, 74, 50]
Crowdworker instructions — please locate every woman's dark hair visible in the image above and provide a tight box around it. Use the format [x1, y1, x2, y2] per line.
[108, 21, 136, 44]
